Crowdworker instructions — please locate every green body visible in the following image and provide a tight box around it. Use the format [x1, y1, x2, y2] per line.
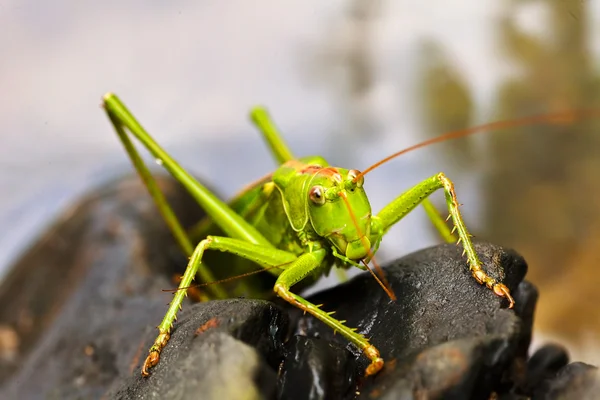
[192, 154, 376, 296]
[195, 156, 340, 294]
[102, 93, 514, 377]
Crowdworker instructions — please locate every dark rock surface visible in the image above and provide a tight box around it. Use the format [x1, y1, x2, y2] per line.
[277, 336, 358, 400]
[523, 344, 570, 395]
[290, 242, 530, 400]
[0, 173, 598, 399]
[0, 174, 206, 399]
[532, 362, 600, 400]
[108, 300, 286, 400]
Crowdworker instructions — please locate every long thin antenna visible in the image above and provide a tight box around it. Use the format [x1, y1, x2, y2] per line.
[163, 262, 291, 293]
[355, 108, 600, 180]
[339, 192, 397, 301]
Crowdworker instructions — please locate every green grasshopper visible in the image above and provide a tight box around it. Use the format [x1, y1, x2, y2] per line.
[103, 93, 595, 377]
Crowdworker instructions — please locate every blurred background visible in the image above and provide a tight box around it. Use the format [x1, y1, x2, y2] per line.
[1, 0, 599, 364]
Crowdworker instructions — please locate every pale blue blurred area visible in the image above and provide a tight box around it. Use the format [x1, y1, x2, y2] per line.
[0, 0, 599, 296]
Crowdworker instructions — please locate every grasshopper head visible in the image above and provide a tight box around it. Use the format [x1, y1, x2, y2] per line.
[307, 168, 372, 260]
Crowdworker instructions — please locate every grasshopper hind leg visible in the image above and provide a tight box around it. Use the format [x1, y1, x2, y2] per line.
[141, 236, 298, 376]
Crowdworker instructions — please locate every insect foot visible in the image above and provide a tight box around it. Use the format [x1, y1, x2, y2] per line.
[492, 282, 515, 308]
[364, 345, 384, 376]
[141, 330, 170, 377]
[472, 269, 516, 308]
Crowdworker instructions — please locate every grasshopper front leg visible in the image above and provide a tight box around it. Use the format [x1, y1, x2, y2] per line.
[372, 172, 514, 307]
[273, 249, 384, 376]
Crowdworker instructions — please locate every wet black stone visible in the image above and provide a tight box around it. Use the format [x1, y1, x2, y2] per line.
[0, 174, 207, 399]
[108, 299, 287, 400]
[277, 335, 358, 400]
[532, 362, 600, 400]
[512, 281, 539, 358]
[289, 242, 529, 399]
[523, 344, 570, 394]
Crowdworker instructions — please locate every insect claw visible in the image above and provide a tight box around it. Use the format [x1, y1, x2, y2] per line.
[493, 283, 515, 309]
[141, 351, 160, 377]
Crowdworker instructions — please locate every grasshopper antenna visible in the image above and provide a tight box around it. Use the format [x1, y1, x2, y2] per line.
[164, 262, 292, 293]
[339, 191, 397, 301]
[354, 108, 600, 180]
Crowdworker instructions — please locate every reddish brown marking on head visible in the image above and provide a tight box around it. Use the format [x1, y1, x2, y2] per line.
[299, 165, 322, 174]
[300, 164, 342, 180]
[284, 161, 344, 182]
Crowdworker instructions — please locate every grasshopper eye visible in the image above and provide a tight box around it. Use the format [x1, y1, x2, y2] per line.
[348, 169, 364, 188]
[309, 186, 326, 205]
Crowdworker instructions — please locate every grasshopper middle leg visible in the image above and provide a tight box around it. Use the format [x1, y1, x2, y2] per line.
[141, 236, 298, 376]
